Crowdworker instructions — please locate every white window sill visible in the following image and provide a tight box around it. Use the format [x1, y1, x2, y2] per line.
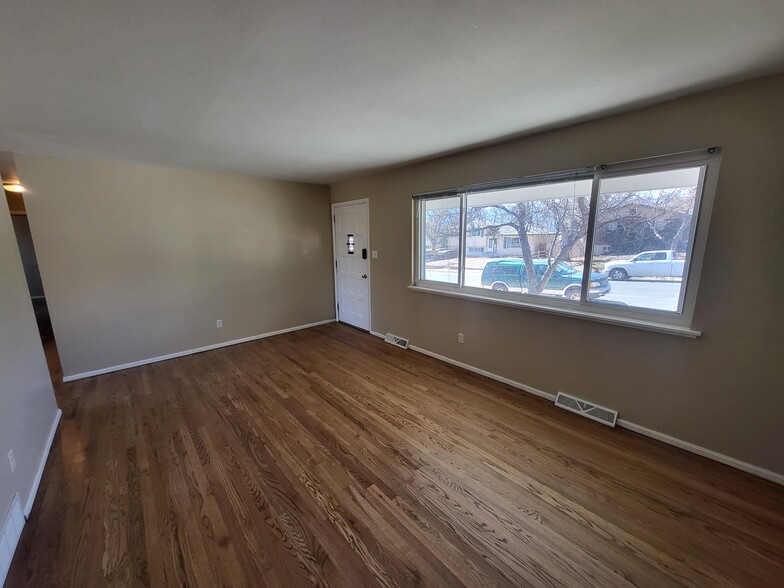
[408, 284, 701, 338]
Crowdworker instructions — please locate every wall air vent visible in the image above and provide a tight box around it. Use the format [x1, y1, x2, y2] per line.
[384, 333, 409, 349]
[555, 392, 618, 427]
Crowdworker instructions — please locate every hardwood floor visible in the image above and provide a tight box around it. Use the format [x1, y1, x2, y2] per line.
[7, 323, 784, 587]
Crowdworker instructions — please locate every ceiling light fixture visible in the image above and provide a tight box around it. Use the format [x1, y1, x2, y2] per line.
[3, 183, 25, 193]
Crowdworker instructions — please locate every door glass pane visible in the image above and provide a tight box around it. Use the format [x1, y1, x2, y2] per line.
[589, 166, 703, 313]
[465, 179, 595, 301]
[421, 196, 461, 284]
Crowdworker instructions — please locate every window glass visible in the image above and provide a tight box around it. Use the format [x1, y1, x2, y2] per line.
[589, 166, 703, 312]
[465, 179, 592, 300]
[421, 196, 461, 284]
[413, 149, 718, 332]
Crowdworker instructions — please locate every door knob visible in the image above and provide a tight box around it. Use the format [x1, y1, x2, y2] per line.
[361, 274, 368, 279]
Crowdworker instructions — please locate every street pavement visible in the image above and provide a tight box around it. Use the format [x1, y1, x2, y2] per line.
[424, 268, 682, 312]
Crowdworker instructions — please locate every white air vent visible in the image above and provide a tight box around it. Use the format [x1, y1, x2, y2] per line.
[555, 392, 618, 427]
[384, 333, 409, 349]
[1, 493, 25, 585]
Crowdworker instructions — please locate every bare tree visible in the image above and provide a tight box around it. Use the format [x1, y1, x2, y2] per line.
[469, 186, 695, 293]
[669, 213, 692, 251]
[472, 197, 590, 295]
[597, 187, 695, 254]
[424, 208, 460, 253]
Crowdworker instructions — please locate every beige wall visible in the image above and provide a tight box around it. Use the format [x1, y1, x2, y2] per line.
[332, 74, 784, 476]
[0, 190, 59, 519]
[16, 154, 335, 378]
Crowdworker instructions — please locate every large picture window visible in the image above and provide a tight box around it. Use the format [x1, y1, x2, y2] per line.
[413, 149, 721, 336]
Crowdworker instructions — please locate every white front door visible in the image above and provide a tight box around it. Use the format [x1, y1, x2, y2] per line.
[333, 200, 370, 330]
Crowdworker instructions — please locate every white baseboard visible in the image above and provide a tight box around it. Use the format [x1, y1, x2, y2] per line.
[614, 419, 784, 485]
[63, 319, 336, 383]
[0, 494, 25, 585]
[408, 343, 556, 402]
[0, 410, 61, 584]
[370, 330, 784, 486]
[24, 408, 62, 518]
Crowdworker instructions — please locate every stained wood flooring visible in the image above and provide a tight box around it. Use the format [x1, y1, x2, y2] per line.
[7, 323, 784, 587]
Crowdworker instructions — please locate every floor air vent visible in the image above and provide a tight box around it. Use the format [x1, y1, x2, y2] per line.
[384, 333, 409, 349]
[555, 392, 618, 427]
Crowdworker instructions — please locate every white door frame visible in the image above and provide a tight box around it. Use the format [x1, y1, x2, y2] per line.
[331, 198, 371, 330]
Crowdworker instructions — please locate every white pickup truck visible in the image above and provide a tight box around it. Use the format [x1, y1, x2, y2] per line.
[603, 250, 685, 281]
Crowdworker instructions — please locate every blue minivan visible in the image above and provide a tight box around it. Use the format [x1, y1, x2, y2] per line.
[480, 259, 611, 300]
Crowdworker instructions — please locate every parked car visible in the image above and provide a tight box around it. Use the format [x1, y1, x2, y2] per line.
[603, 249, 685, 281]
[425, 248, 458, 262]
[480, 259, 611, 300]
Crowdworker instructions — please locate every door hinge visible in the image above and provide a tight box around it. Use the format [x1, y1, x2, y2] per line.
[335, 260, 338, 268]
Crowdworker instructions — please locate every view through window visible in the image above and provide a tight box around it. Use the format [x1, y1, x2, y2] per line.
[464, 179, 594, 300]
[421, 196, 461, 285]
[416, 150, 715, 324]
[590, 167, 701, 312]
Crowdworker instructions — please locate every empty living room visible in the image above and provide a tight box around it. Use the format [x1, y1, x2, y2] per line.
[1, 1, 783, 586]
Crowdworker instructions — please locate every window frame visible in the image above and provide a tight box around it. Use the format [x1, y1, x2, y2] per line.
[411, 148, 722, 337]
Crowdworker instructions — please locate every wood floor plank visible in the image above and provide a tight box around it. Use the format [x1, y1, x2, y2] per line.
[7, 323, 784, 587]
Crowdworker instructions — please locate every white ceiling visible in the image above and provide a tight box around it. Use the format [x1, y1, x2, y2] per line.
[1, 1, 783, 183]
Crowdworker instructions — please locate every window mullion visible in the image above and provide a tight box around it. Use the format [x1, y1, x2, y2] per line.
[458, 192, 467, 288]
[415, 200, 423, 283]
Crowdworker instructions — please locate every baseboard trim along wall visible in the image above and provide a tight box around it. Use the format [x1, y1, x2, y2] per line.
[0, 494, 25, 585]
[369, 330, 784, 486]
[1, 409, 61, 584]
[25, 409, 62, 517]
[63, 319, 336, 383]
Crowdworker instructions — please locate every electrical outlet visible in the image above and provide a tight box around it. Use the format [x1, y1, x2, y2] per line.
[216, 319, 223, 328]
[458, 332, 464, 343]
[371, 250, 378, 259]
[8, 449, 16, 473]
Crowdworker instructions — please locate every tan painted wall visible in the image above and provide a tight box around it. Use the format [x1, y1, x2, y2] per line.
[331, 74, 784, 476]
[16, 154, 335, 378]
[0, 189, 59, 519]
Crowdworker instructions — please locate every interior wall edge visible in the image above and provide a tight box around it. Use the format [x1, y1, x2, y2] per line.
[62, 319, 336, 382]
[16, 152, 336, 377]
[23, 409, 61, 517]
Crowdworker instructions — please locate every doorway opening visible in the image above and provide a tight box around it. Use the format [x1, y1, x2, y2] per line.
[4, 175, 63, 386]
